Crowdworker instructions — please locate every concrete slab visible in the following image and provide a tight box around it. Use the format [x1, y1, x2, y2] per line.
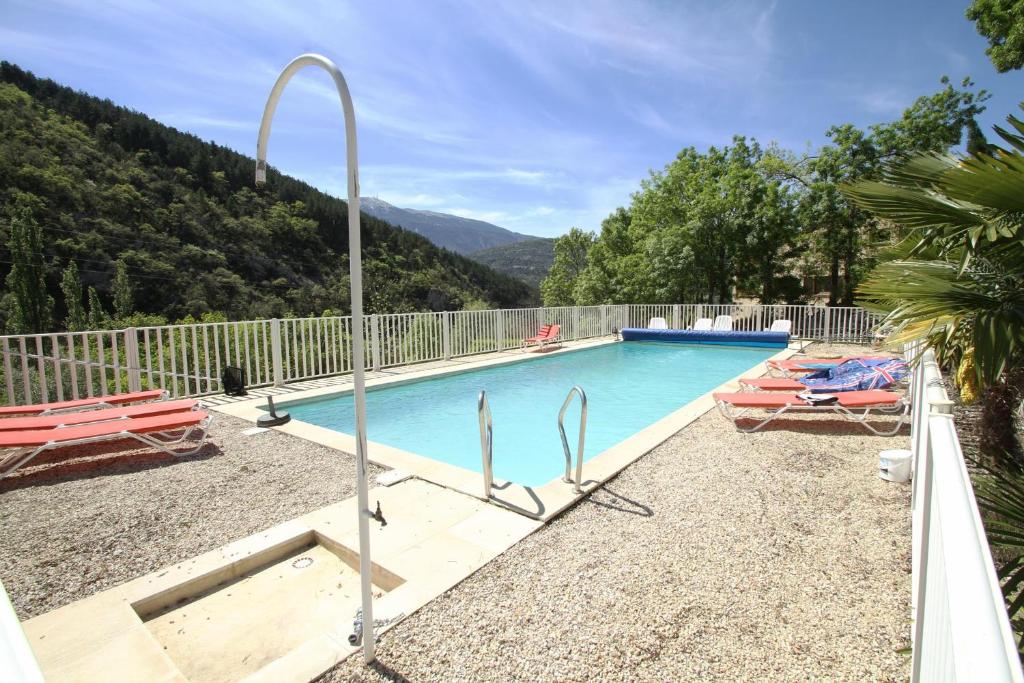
[23, 479, 542, 683]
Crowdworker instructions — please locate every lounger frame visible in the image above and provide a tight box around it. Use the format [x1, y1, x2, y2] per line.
[0, 413, 213, 480]
[715, 397, 909, 436]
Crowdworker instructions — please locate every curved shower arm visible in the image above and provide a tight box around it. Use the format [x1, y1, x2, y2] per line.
[256, 53, 359, 200]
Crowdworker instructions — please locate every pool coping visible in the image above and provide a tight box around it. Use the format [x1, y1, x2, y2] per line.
[213, 339, 798, 522]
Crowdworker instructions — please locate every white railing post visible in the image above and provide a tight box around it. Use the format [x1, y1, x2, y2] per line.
[672, 304, 681, 329]
[370, 314, 381, 372]
[495, 310, 505, 351]
[270, 318, 284, 386]
[573, 306, 581, 341]
[123, 327, 142, 392]
[822, 306, 831, 343]
[600, 305, 608, 334]
[442, 311, 452, 361]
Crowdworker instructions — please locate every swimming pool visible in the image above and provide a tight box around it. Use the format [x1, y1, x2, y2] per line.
[287, 342, 776, 488]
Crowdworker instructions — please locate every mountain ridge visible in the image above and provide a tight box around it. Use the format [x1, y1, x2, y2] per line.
[359, 196, 536, 255]
[470, 239, 556, 289]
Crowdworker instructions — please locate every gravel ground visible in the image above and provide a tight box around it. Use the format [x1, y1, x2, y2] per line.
[0, 412, 384, 619]
[1, 342, 911, 681]
[321, 342, 912, 682]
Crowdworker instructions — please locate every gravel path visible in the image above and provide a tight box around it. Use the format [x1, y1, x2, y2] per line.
[0, 412, 384, 619]
[321, 343, 912, 682]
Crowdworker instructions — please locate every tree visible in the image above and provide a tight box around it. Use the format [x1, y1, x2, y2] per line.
[60, 261, 87, 331]
[967, 0, 1024, 72]
[575, 137, 798, 306]
[540, 228, 595, 306]
[785, 78, 989, 305]
[3, 195, 53, 333]
[87, 287, 106, 329]
[112, 259, 134, 319]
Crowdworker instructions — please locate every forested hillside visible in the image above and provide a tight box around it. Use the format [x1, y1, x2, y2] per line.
[0, 62, 536, 334]
[469, 238, 555, 288]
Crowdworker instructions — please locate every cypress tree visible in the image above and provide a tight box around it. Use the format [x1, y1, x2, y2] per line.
[112, 259, 134, 319]
[87, 287, 106, 329]
[4, 198, 53, 333]
[966, 117, 990, 156]
[60, 261, 87, 331]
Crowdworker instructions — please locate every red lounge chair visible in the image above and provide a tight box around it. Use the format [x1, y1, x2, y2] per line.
[523, 323, 562, 350]
[0, 399, 200, 432]
[0, 410, 213, 480]
[739, 377, 806, 391]
[766, 356, 892, 377]
[0, 389, 169, 417]
[712, 389, 908, 436]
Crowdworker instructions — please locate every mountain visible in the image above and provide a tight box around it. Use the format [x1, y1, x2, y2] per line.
[470, 238, 555, 289]
[0, 62, 537, 332]
[359, 197, 535, 255]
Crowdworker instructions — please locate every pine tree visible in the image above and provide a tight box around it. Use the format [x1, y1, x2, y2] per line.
[87, 287, 106, 329]
[60, 261, 87, 331]
[112, 259, 134, 319]
[3, 198, 53, 333]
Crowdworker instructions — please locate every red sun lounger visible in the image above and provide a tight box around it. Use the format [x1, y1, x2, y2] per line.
[712, 389, 907, 436]
[0, 410, 213, 480]
[523, 323, 562, 350]
[0, 399, 200, 432]
[766, 356, 892, 377]
[739, 377, 806, 391]
[0, 389, 169, 417]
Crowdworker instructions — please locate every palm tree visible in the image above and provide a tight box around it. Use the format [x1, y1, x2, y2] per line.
[841, 107, 1024, 461]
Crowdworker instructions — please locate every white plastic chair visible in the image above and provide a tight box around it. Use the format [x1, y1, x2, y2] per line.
[692, 318, 712, 331]
[768, 319, 792, 334]
[648, 317, 668, 330]
[712, 315, 733, 331]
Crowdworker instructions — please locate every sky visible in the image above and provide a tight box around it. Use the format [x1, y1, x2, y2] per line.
[3, 0, 1024, 238]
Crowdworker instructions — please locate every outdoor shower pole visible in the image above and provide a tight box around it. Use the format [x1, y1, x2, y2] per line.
[255, 53, 376, 664]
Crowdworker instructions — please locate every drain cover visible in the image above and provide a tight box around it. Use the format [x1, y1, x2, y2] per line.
[292, 557, 314, 569]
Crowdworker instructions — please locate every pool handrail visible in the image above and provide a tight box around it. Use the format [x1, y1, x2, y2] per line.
[558, 385, 588, 493]
[478, 390, 493, 498]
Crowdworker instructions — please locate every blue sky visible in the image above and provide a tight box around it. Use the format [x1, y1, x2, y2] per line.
[3, 0, 1023, 238]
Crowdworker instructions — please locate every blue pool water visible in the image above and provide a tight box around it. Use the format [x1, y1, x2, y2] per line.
[288, 342, 775, 487]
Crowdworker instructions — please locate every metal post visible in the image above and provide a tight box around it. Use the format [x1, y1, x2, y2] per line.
[123, 327, 142, 392]
[270, 318, 284, 387]
[822, 306, 831, 343]
[442, 311, 452, 360]
[672, 304, 681, 330]
[495, 310, 505, 351]
[256, 53, 377, 663]
[600, 305, 608, 335]
[370, 314, 381, 372]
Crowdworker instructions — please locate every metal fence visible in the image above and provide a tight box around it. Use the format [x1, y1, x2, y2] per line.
[909, 347, 1023, 682]
[0, 303, 881, 406]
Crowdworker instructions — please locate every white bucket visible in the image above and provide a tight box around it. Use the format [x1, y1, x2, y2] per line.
[879, 449, 912, 483]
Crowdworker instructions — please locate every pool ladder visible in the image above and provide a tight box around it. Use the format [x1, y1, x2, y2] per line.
[477, 385, 588, 499]
[558, 386, 587, 493]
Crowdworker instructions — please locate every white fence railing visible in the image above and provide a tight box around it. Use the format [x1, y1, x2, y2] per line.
[0, 303, 880, 406]
[909, 347, 1023, 682]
